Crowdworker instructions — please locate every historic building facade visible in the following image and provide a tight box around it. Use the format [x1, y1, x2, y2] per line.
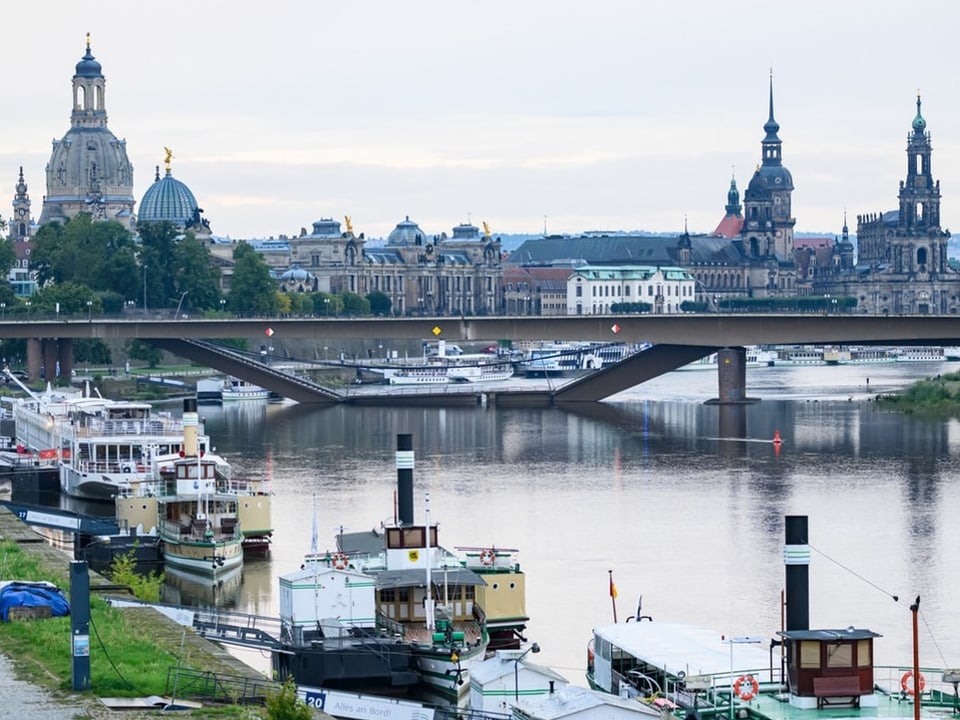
[567, 265, 695, 315]
[815, 96, 957, 314]
[39, 36, 136, 230]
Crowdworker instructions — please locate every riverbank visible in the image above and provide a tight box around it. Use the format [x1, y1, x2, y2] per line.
[0, 507, 279, 718]
[874, 369, 960, 416]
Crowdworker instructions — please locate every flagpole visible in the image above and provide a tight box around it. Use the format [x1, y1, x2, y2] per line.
[608, 569, 618, 623]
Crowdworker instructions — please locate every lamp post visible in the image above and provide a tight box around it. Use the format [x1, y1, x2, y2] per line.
[727, 636, 764, 720]
[514, 642, 541, 701]
[323, 297, 330, 316]
[175, 291, 188, 319]
[86, 300, 92, 322]
[219, 298, 226, 315]
[2, 302, 7, 320]
[24, 300, 30, 317]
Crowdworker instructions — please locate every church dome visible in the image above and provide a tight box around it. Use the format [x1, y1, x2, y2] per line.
[74, 47, 102, 78]
[280, 264, 314, 282]
[138, 167, 199, 226]
[387, 216, 428, 246]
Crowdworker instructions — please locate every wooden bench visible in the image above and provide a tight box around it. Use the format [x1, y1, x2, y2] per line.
[813, 676, 861, 709]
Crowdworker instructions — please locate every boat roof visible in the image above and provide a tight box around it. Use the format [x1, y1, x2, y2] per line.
[778, 628, 881, 641]
[594, 621, 775, 678]
[517, 685, 661, 720]
[375, 568, 485, 588]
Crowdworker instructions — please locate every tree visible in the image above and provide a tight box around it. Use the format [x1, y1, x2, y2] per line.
[229, 244, 279, 315]
[125, 339, 163, 368]
[172, 233, 223, 313]
[31, 281, 98, 316]
[341, 292, 370, 317]
[367, 290, 391, 316]
[0, 237, 17, 281]
[31, 214, 140, 297]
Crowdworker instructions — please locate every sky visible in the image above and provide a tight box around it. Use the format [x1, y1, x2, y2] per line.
[5, 1, 960, 242]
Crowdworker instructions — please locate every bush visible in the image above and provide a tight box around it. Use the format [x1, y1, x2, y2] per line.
[265, 677, 314, 719]
[108, 547, 165, 602]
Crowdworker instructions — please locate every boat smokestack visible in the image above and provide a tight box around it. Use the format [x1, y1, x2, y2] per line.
[396, 433, 414, 526]
[183, 397, 199, 458]
[784, 515, 810, 631]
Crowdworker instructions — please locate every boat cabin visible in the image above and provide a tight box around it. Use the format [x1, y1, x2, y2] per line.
[778, 627, 881, 709]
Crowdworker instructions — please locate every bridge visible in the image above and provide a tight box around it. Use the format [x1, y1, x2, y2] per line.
[6, 314, 958, 405]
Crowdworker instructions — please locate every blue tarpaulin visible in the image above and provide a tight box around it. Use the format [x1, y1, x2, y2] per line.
[0, 581, 70, 621]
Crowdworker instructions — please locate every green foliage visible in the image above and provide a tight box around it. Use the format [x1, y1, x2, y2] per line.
[73, 339, 112, 365]
[876, 371, 960, 416]
[264, 677, 314, 720]
[716, 295, 858, 313]
[31, 215, 140, 298]
[30, 281, 98, 316]
[367, 290, 391, 316]
[313, 292, 341, 316]
[108, 547, 165, 602]
[125, 339, 163, 368]
[609, 301, 653, 313]
[340, 292, 370, 316]
[0, 237, 17, 279]
[173, 233, 223, 312]
[229, 244, 279, 315]
[680, 300, 709, 312]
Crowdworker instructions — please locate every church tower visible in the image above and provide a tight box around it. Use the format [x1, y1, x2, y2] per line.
[39, 35, 135, 229]
[10, 167, 32, 240]
[741, 73, 795, 261]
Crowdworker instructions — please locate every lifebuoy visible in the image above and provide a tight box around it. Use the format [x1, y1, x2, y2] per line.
[122, 465, 132, 474]
[900, 670, 925, 695]
[479, 548, 496, 566]
[733, 674, 759, 701]
[331, 553, 349, 570]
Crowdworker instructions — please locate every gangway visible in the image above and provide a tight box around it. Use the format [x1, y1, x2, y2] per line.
[0, 500, 120, 535]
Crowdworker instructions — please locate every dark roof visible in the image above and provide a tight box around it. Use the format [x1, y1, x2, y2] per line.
[508, 235, 678, 266]
[778, 628, 881, 641]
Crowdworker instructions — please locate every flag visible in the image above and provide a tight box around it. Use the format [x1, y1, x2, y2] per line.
[609, 575, 618, 599]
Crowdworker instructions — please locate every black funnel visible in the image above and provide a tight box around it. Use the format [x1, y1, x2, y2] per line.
[396, 434, 414, 526]
[784, 515, 810, 631]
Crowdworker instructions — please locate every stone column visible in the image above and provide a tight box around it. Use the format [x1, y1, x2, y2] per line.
[57, 338, 74, 382]
[43, 340, 59, 384]
[26, 338, 42, 381]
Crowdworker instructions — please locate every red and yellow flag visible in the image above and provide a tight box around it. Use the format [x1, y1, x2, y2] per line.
[609, 575, 618, 599]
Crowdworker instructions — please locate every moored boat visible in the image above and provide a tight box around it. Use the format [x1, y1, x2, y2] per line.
[9, 378, 225, 501]
[283, 434, 526, 707]
[587, 516, 959, 719]
[221, 377, 270, 401]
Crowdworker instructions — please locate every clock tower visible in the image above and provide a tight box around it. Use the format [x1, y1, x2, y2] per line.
[10, 166, 32, 240]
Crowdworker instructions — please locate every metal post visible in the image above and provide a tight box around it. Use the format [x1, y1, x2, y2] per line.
[70, 560, 91, 690]
[911, 596, 921, 720]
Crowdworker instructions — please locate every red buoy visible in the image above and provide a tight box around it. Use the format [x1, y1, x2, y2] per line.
[772, 430, 783, 444]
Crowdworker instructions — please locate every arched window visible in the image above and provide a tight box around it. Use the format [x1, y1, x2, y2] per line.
[917, 248, 928, 265]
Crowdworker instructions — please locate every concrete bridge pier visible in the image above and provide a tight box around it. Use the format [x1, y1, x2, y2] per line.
[708, 346, 759, 405]
[26, 338, 73, 383]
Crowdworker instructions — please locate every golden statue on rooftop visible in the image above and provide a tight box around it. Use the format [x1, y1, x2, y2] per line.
[163, 147, 174, 172]
[345, 216, 354, 234]
[483, 221, 491, 238]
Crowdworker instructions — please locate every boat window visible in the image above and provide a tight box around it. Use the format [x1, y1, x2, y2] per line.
[380, 589, 395, 602]
[826, 642, 853, 667]
[799, 641, 821, 668]
[857, 639, 871, 667]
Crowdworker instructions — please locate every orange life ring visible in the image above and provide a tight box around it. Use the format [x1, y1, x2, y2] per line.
[479, 548, 496, 566]
[733, 674, 759, 701]
[900, 670, 925, 695]
[331, 553, 349, 570]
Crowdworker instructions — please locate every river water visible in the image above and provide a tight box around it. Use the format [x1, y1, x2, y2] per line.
[27, 360, 960, 684]
[167, 359, 959, 683]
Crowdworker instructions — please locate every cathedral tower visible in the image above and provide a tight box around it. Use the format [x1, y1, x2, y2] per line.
[741, 74, 795, 261]
[10, 167, 32, 240]
[39, 35, 135, 229]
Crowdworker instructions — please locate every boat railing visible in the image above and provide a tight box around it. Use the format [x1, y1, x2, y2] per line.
[69, 418, 183, 438]
[872, 664, 960, 706]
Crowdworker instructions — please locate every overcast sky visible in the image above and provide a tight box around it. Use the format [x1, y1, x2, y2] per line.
[5, 1, 960, 241]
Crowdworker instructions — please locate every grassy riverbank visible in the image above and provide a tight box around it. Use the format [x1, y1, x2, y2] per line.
[0, 532, 271, 718]
[875, 370, 960, 416]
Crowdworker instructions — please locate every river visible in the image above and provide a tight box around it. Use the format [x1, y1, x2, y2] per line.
[173, 359, 958, 682]
[26, 360, 960, 684]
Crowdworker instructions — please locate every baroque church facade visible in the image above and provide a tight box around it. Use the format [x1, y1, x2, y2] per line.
[813, 96, 957, 314]
[39, 36, 136, 230]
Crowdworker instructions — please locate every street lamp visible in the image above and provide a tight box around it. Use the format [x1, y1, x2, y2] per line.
[219, 298, 226, 314]
[175, 291, 189, 319]
[323, 297, 330, 316]
[24, 300, 30, 317]
[1, 302, 6, 320]
[86, 300, 92, 321]
[514, 642, 541, 700]
[727, 636, 764, 720]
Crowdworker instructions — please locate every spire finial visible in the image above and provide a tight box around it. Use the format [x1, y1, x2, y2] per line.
[86, 32, 91, 51]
